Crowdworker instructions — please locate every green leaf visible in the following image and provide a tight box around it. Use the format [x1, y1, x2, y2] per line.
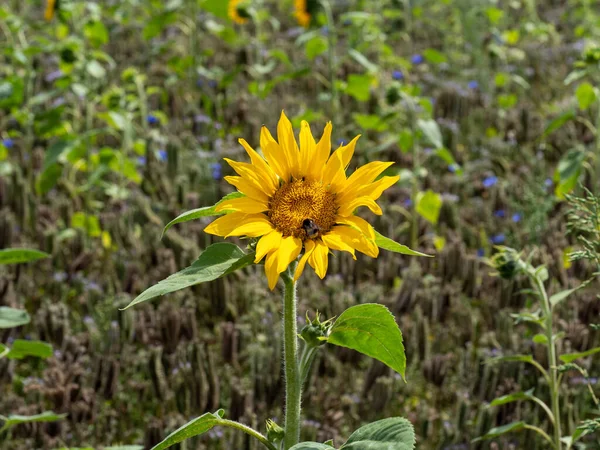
[43, 140, 75, 169]
[71, 212, 102, 238]
[305, 36, 328, 60]
[348, 49, 378, 73]
[415, 190, 442, 225]
[201, 0, 229, 19]
[353, 113, 388, 132]
[83, 20, 109, 48]
[473, 421, 526, 441]
[341, 417, 415, 450]
[122, 243, 254, 309]
[554, 148, 585, 199]
[486, 354, 534, 365]
[532, 333, 547, 344]
[0, 248, 49, 265]
[374, 231, 431, 257]
[86, 60, 106, 79]
[417, 119, 443, 148]
[490, 389, 535, 407]
[36, 163, 63, 195]
[290, 444, 335, 450]
[543, 111, 575, 137]
[423, 48, 447, 64]
[550, 287, 580, 308]
[162, 192, 244, 237]
[151, 410, 224, 450]
[0, 411, 66, 432]
[5, 340, 53, 360]
[0, 307, 31, 329]
[345, 74, 372, 102]
[327, 304, 406, 379]
[575, 82, 596, 110]
[560, 347, 600, 364]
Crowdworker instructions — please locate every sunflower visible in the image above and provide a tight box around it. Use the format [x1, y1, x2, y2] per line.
[205, 112, 399, 290]
[228, 0, 250, 25]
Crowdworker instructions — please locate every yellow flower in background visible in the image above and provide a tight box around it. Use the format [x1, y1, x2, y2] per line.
[45, 0, 57, 21]
[205, 112, 400, 289]
[294, 0, 311, 27]
[228, 0, 250, 25]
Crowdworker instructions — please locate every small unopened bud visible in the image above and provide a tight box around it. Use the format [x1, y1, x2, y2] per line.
[300, 312, 333, 348]
[266, 419, 285, 443]
[489, 246, 525, 280]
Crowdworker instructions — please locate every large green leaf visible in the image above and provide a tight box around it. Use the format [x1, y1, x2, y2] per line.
[417, 119, 443, 148]
[415, 190, 442, 225]
[162, 192, 244, 237]
[550, 287, 580, 308]
[327, 304, 406, 379]
[490, 389, 535, 407]
[543, 111, 575, 137]
[122, 243, 254, 309]
[374, 231, 431, 257]
[473, 421, 526, 441]
[151, 410, 224, 450]
[560, 347, 600, 364]
[0, 248, 49, 265]
[0, 307, 31, 329]
[341, 417, 415, 450]
[5, 340, 53, 360]
[0, 411, 66, 433]
[290, 444, 335, 450]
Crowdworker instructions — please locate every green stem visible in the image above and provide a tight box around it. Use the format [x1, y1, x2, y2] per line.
[533, 275, 562, 449]
[282, 271, 301, 449]
[218, 419, 278, 450]
[321, 0, 338, 126]
[595, 98, 600, 189]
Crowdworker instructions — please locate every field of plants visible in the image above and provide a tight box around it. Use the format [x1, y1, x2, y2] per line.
[2, 0, 600, 449]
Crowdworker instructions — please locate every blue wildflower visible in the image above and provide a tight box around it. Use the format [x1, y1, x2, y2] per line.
[411, 54, 424, 64]
[512, 213, 522, 223]
[157, 149, 167, 162]
[337, 138, 346, 146]
[448, 164, 459, 173]
[147, 114, 159, 125]
[208, 80, 218, 88]
[544, 178, 553, 187]
[137, 156, 147, 166]
[392, 70, 404, 81]
[467, 80, 479, 90]
[476, 248, 485, 257]
[490, 234, 505, 245]
[482, 175, 498, 188]
[493, 209, 505, 218]
[403, 199, 413, 208]
[320, 26, 329, 36]
[2, 138, 14, 149]
[343, 18, 352, 26]
[211, 162, 222, 180]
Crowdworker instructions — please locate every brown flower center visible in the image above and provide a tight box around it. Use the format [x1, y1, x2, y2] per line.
[268, 179, 338, 240]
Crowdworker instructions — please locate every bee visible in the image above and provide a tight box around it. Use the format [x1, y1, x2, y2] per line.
[302, 218, 321, 239]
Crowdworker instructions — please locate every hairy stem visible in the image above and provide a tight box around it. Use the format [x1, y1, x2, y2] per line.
[282, 272, 300, 449]
[533, 275, 562, 449]
[218, 419, 278, 450]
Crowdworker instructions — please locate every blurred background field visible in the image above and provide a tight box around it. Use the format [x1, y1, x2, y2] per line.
[1, 0, 600, 448]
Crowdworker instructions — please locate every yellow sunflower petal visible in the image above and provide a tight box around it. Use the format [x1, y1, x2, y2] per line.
[204, 212, 249, 237]
[215, 196, 268, 214]
[294, 239, 316, 281]
[335, 215, 376, 240]
[225, 214, 274, 238]
[265, 251, 280, 290]
[358, 175, 400, 201]
[276, 235, 303, 273]
[223, 158, 276, 197]
[260, 125, 290, 181]
[238, 138, 279, 189]
[332, 225, 379, 258]
[299, 120, 316, 177]
[337, 196, 383, 216]
[331, 135, 360, 169]
[308, 240, 329, 279]
[321, 232, 356, 260]
[338, 161, 394, 203]
[308, 121, 332, 180]
[224, 176, 270, 203]
[322, 150, 346, 189]
[255, 230, 283, 263]
[277, 111, 299, 177]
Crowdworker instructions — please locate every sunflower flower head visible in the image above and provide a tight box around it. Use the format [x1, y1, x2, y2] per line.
[294, 0, 320, 28]
[228, 0, 251, 25]
[204, 111, 400, 290]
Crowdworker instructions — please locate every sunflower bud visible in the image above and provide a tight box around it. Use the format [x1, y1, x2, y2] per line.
[489, 246, 525, 280]
[300, 312, 333, 348]
[266, 419, 285, 444]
